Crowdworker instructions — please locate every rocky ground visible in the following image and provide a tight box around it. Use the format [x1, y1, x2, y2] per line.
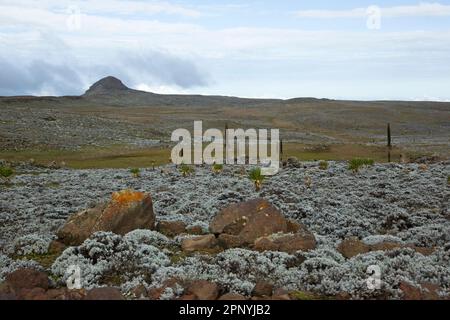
[0, 159, 449, 300]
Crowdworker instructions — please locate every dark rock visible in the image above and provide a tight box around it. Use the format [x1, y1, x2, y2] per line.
[182, 234, 217, 252]
[85, 287, 124, 300]
[337, 237, 370, 259]
[157, 220, 187, 237]
[5, 268, 49, 293]
[252, 280, 273, 297]
[187, 280, 219, 300]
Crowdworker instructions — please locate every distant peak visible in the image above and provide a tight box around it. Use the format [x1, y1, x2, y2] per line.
[84, 76, 129, 95]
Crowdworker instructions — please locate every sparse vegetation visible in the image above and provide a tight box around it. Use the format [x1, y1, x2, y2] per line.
[249, 167, 265, 191]
[319, 161, 328, 170]
[304, 176, 312, 188]
[180, 163, 195, 177]
[130, 168, 141, 178]
[348, 158, 374, 172]
[213, 163, 223, 173]
[0, 166, 14, 183]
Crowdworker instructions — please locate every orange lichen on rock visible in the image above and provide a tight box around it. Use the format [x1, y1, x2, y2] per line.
[111, 190, 145, 206]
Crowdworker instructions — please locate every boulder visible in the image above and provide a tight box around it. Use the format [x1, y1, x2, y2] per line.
[85, 287, 124, 300]
[210, 199, 288, 244]
[5, 268, 50, 293]
[57, 192, 155, 246]
[181, 235, 217, 252]
[187, 280, 219, 300]
[337, 237, 370, 259]
[157, 220, 186, 237]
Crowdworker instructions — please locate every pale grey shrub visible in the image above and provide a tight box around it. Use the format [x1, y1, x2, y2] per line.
[12, 233, 54, 256]
[51, 231, 170, 289]
[123, 229, 172, 249]
[362, 235, 404, 246]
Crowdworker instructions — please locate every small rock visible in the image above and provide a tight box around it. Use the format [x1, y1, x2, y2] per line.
[254, 231, 316, 254]
[210, 199, 288, 241]
[187, 225, 205, 235]
[252, 280, 273, 297]
[157, 220, 186, 237]
[181, 234, 217, 252]
[337, 237, 370, 259]
[218, 293, 246, 300]
[399, 281, 422, 300]
[217, 234, 244, 249]
[131, 284, 148, 299]
[420, 282, 440, 300]
[271, 288, 291, 300]
[187, 280, 219, 300]
[48, 240, 66, 255]
[179, 294, 197, 300]
[85, 287, 124, 300]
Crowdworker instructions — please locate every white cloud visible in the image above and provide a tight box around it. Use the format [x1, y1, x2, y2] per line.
[294, 2, 450, 19]
[0, 0, 202, 18]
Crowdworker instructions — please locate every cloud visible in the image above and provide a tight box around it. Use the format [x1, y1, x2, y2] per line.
[0, 0, 202, 18]
[294, 2, 450, 19]
[0, 57, 84, 96]
[0, 49, 210, 96]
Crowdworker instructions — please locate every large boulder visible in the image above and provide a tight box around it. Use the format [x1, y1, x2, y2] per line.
[5, 268, 50, 293]
[210, 199, 288, 244]
[57, 191, 156, 246]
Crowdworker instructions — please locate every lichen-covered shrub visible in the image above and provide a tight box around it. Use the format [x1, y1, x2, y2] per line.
[12, 234, 54, 256]
[362, 235, 404, 246]
[123, 229, 173, 249]
[51, 231, 170, 290]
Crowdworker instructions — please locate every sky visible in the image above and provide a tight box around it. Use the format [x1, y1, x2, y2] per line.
[1, 0, 450, 100]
